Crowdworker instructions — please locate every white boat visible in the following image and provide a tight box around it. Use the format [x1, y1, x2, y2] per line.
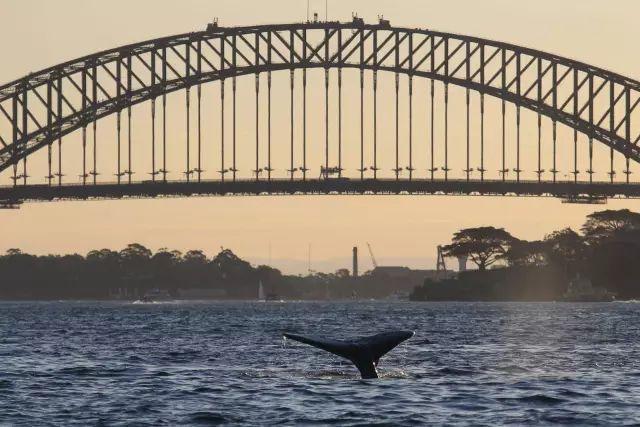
[258, 280, 266, 301]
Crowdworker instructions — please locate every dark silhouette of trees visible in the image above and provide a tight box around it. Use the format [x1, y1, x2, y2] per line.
[580, 210, 640, 298]
[543, 228, 587, 277]
[504, 240, 548, 267]
[581, 209, 640, 243]
[442, 227, 515, 271]
[414, 209, 640, 301]
[0, 245, 278, 300]
[6, 208, 640, 301]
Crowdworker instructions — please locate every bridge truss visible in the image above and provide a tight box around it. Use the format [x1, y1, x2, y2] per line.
[1, 17, 640, 205]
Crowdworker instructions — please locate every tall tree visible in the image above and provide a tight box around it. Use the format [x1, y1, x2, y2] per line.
[581, 209, 640, 242]
[544, 228, 586, 275]
[442, 227, 515, 271]
[504, 240, 548, 267]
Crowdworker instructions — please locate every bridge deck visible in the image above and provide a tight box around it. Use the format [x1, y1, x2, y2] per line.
[1, 179, 640, 205]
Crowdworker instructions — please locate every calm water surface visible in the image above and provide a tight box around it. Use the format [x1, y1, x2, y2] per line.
[2, 301, 640, 425]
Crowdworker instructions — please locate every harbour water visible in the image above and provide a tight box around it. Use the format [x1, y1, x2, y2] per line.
[2, 300, 640, 425]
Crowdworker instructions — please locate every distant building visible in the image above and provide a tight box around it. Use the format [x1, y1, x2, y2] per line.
[370, 266, 455, 291]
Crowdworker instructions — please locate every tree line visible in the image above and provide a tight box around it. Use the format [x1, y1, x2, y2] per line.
[413, 209, 640, 300]
[0, 244, 404, 300]
[0, 245, 286, 299]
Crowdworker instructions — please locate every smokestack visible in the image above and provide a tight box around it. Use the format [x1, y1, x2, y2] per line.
[352, 247, 359, 278]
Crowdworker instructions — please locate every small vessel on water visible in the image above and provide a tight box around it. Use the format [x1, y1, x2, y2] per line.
[562, 275, 616, 302]
[138, 288, 173, 303]
[258, 280, 280, 301]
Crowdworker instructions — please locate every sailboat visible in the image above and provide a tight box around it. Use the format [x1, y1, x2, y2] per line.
[258, 280, 266, 302]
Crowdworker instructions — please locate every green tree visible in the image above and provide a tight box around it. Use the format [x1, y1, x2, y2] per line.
[544, 228, 586, 275]
[119, 243, 153, 291]
[581, 209, 640, 243]
[120, 243, 153, 261]
[504, 240, 548, 267]
[442, 227, 515, 271]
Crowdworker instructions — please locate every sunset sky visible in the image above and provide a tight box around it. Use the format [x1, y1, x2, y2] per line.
[2, 0, 640, 273]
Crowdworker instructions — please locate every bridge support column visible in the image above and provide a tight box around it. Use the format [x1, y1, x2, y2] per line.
[516, 105, 521, 182]
[126, 56, 132, 185]
[11, 94, 17, 187]
[500, 50, 507, 182]
[409, 75, 413, 181]
[444, 82, 449, 181]
[81, 71, 87, 186]
[93, 116, 98, 185]
[625, 87, 631, 184]
[572, 68, 579, 183]
[552, 119, 558, 183]
[359, 69, 364, 180]
[373, 70, 378, 179]
[465, 41, 471, 182]
[185, 88, 191, 183]
[255, 73, 260, 182]
[303, 68, 307, 181]
[20, 86, 27, 186]
[515, 53, 521, 183]
[116, 59, 122, 184]
[125, 106, 132, 184]
[587, 74, 594, 183]
[324, 68, 329, 176]
[338, 68, 342, 178]
[46, 81, 53, 186]
[220, 79, 224, 183]
[161, 46, 167, 182]
[91, 63, 98, 185]
[394, 73, 400, 181]
[537, 112, 542, 183]
[289, 70, 295, 181]
[480, 93, 485, 182]
[267, 71, 272, 181]
[430, 79, 435, 181]
[552, 63, 558, 183]
[465, 87, 470, 182]
[56, 74, 63, 187]
[197, 83, 202, 183]
[609, 81, 615, 183]
[232, 76, 237, 182]
[151, 98, 156, 182]
[162, 93, 167, 182]
[501, 99, 506, 181]
[82, 125, 87, 185]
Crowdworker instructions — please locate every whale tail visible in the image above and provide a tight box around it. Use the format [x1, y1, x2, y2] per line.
[283, 331, 414, 379]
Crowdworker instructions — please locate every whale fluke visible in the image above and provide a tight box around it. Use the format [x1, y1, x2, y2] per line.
[283, 331, 414, 379]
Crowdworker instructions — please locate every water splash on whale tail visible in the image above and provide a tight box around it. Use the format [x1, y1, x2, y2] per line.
[282, 331, 415, 379]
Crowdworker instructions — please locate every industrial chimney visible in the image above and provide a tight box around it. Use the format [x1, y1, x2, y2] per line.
[352, 247, 359, 278]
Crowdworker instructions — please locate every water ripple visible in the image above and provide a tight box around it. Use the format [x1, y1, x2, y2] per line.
[2, 301, 640, 425]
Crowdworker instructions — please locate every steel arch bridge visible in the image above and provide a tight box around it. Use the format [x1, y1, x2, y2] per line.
[2, 17, 640, 207]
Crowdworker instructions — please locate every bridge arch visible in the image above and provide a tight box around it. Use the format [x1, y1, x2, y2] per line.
[1, 20, 640, 181]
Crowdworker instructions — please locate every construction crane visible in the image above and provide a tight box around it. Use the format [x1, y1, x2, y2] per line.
[366, 242, 378, 269]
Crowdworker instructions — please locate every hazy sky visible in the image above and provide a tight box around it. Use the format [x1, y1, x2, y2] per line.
[1, 0, 640, 273]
